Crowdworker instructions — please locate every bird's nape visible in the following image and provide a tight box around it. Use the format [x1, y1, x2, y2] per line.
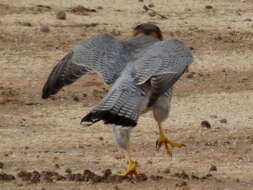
[133, 23, 163, 40]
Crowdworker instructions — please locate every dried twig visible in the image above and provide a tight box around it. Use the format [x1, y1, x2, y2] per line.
[143, 5, 168, 19]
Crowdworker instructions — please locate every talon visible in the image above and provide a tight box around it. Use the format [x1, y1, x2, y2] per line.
[156, 134, 184, 156]
[165, 143, 172, 156]
[119, 160, 138, 177]
[156, 140, 162, 151]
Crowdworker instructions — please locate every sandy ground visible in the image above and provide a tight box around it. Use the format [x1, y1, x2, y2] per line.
[0, 0, 253, 189]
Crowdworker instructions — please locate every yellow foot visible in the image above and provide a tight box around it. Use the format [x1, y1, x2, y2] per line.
[156, 134, 185, 156]
[119, 160, 138, 177]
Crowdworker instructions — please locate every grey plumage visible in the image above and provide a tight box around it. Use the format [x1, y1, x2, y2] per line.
[42, 34, 158, 98]
[81, 39, 192, 127]
[42, 34, 193, 127]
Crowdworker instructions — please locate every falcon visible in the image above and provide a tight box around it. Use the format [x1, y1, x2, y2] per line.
[42, 23, 193, 177]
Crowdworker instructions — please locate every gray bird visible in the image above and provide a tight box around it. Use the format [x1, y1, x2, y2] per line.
[42, 23, 193, 177]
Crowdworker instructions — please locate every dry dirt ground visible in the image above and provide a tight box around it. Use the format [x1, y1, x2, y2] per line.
[0, 0, 253, 189]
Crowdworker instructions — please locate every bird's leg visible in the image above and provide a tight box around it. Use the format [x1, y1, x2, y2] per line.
[119, 148, 138, 177]
[156, 121, 185, 156]
[112, 126, 138, 177]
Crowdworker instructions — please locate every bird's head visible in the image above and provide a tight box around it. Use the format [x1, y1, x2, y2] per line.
[133, 23, 163, 40]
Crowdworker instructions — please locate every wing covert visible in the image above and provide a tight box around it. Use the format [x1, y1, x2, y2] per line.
[134, 40, 193, 85]
[133, 40, 193, 106]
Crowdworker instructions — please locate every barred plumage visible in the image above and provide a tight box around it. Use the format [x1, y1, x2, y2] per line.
[42, 34, 193, 127]
[42, 24, 194, 176]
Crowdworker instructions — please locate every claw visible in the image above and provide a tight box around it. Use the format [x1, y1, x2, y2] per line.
[156, 134, 184, 156]
[118, 160, 138, 177]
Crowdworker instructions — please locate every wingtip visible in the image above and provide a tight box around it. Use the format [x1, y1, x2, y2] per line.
[80, 121, 94, 128]
[41, 86, 50, 99]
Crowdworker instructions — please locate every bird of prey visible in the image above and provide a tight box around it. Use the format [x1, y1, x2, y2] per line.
[42, 23, 193, 177]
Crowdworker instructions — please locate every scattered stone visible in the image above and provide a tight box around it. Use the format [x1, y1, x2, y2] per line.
[40, 24, 50, 32]
[0, 162, 3, 169]
[150, 175, 163, 181]
[205, 5, 213, 9]
[135, 173, 148, 182]
[70, 5, 96, 15]
[244, 18, 252, 22]
[148, 3, 155, 8]
[147, 160, 152, 164]
[235, 9, 242, 16]
[215, 35, 222, 41]
[24, 146, 30, 150]
[201, 173, 212, 180]
[97, 6, 103, 10]
[65, 168, 72, 174]
[201, 121, 211, 129]
[0, 168, 151, 184]
[175, 181, 190, 189]
[220, 119, 227, 124]
[163, 168, 171, 174]
[209, 165, 217, 172]
[73, 96, 79, 102]
[30, 171, 40, 183]
[19, 22, 32, 27]
[184, 8, 191, 12]
[186, 73, 194, 79]
[56, 11, 66, 20]
[0, 173, 15, 181]
[37, 5, 51, 10]
[148, 12, 156, 17]
[191, 174, 200, 180]
[174, 171, 190, 180]
[103, 169, 112, 178]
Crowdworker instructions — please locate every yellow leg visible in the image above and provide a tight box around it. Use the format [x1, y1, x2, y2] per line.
[119, 149, 138, 177]
[156, 122, 185, 156]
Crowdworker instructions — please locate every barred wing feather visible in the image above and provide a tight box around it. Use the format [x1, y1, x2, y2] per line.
[133, 40, 193, 106]
[42, 34, 129, 99]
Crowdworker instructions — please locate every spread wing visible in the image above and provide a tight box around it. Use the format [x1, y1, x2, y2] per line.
[134, 40, 193, 106]
[42, 34, 129, 99]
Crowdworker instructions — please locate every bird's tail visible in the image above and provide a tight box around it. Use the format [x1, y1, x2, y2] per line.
[81, 82, 149, 127]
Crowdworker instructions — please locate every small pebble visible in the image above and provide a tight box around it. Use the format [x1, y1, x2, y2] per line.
[205, 5, 213, 9]
[244, 18, 252, 22]
[40, 24, 50, 32]
[163, 168, 170, 174]
[65, 168, 72, 174]
[220, 119, 227, 124]
[148, 3, 155, 8]
[73, 96, 79, 102]
[209, 165, 217, 172]
[201, 121, 211, 129]
[56, 11, 66, 20]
